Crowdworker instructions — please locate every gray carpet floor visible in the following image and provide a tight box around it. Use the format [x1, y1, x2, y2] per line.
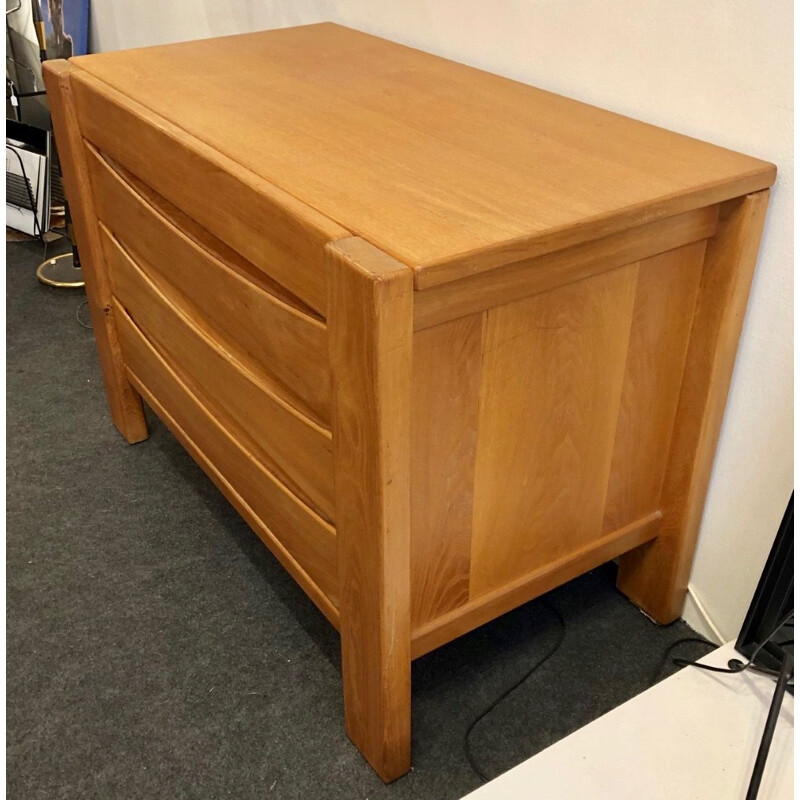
[7, 238, 712, 799]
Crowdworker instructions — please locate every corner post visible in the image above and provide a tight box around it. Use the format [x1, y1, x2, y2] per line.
[327, 237, 413, 781]
[42, 60, 148, 443]
[617, 191, 770, 622]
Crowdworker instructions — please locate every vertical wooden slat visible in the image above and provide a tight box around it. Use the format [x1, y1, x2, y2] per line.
[602, 241, 706, 532]
[42, 60, 148, 443]
[327, 237, 413, 782]
[469, 264, 638, 598]
[617, 191, 770, 623]
[411, 313, 483, 627]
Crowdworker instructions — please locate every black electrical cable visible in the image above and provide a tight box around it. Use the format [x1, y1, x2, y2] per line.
[466, 609, 792, 785]
[8, 89, 47, 99]
[464, 599, 566, 783]
[6, 144, 43, 240]
[648, 636, 716, 687]
[658, 613, 794, 798]
[672, 611, 794, 677]
[745, 651, 793, 800]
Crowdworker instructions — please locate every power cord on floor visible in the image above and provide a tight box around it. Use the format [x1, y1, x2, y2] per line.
[464, 599, 566, 783]
[659, 612, 794, 800]
[648, 636, 716, 687]
[75, 300, 92, 329]
[672, 611, 794, 679]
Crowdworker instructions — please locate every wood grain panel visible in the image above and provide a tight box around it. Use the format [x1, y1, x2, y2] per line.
[617, 191, 770, 623]
[84, 142, 331, 425]
[114, 302, 339, 610]
[413, 206, 717, 330]
[71, 24, 775, 279]
[469, 264, 638, 598]
[410, 314, 483, 627]
[412, 512, 661, 659]
[70, 67, 350, 315]
[602, 242, 706, 532]
[327, 237, 413, 782]
[41, 61, 148, 443]
[104, 227, 335, 521]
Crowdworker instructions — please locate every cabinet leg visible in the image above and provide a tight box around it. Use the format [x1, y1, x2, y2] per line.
[99, 306, 149, 445]
[340, 617, 411, 782]
[44, 60, 149, 445]
[617, 535, 685, 624]
[618, 192, 770, 624]
[327, 238, 414, 781]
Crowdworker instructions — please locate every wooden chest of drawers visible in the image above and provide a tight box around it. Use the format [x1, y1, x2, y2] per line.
[44, 22, 775, 781]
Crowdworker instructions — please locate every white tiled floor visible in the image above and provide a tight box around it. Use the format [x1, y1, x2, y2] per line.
[463, 642, 793, 799]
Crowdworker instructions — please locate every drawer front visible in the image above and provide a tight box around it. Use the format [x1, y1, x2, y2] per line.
[115, 300, 339, 610]
[70, 68, 349, 316]
[102, 224, 335, 522]
[84, 142, 331, 427]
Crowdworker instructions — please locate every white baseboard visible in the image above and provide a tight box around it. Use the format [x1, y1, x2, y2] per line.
[682, 586, 726, 644]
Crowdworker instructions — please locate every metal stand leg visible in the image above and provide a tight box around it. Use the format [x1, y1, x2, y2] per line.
[36, 200, 84, 288]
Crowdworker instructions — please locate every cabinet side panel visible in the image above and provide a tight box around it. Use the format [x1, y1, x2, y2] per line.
[617, 191, 770, 622]
[602, 241, 707, 532]
[469, 264, 638, 598]
[411, 314, 484, 627]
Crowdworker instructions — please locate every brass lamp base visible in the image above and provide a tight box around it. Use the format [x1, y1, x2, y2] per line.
[36, 253, 85, 288]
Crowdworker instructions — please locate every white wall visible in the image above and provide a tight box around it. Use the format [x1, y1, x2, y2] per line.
[91, 2, 793, 642]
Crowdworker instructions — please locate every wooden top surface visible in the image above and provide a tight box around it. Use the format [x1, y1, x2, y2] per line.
[72, 23, 775, 286]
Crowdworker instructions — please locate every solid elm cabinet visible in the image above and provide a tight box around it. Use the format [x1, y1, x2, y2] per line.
[44, 22, 775, 781]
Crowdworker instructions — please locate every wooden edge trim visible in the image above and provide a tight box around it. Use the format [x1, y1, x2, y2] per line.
[126, 365, 340, 628]
[413, 205, 719, 330]
[410, 511, 662, 659]
[413, 167, 775, 290]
